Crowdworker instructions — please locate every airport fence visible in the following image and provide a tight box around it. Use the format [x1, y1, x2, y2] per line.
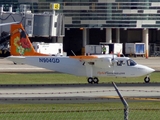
[0, 101, 160, 120]
[0, 82, 160, 120]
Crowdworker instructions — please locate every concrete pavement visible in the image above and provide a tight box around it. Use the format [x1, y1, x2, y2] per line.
[132, 57, 160, 71]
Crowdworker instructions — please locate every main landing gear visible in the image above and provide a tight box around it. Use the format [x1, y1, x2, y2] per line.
[87, 77, 99, 84]
[144, 76, 150, 83]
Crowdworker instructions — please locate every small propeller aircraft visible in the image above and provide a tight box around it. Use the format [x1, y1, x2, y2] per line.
[7, 23, 155, 84]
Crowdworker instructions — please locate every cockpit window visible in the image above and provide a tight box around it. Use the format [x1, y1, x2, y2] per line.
[127, 59, 137, 66]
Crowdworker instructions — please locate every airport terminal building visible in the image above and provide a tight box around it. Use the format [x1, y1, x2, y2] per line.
[0, 0, 160, 56]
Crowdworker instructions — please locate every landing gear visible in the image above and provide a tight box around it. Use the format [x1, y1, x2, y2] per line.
[93, 77, 99, 84]
[88, 77, 93, 84]
[144, 76, 150, 83]
[87, 77, 99, 84]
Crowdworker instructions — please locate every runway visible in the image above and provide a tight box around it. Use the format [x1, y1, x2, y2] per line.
[0, 58, 52, 72]
[0, 57, 159, 104]
[0, 83, 159, 104]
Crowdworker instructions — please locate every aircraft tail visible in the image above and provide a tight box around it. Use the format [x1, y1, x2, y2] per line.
[10, 23, 48, 56]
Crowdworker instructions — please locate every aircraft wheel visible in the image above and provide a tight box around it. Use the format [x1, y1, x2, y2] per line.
[88, 77, 93, 84]
[144, 77, 150, 83]
[93, 77, 99, 84]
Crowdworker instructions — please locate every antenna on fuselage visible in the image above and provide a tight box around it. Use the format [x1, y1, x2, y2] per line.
[71, 50, 76, 56]
[121, 53, 125, 57]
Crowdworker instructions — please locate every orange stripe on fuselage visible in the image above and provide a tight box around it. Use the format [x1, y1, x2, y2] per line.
[69, 55, 98, 59]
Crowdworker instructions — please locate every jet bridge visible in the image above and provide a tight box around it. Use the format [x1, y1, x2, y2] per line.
[0, 4, 64, 37]
[32, 13, 64, 37]
[0, 31, 10, 57]
[0, 4, 64, 57]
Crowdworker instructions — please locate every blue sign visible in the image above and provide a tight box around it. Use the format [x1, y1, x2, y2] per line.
[39, 58, 60, 63]
[136, 44, 144, 54]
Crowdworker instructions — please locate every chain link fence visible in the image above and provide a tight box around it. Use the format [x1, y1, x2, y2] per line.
[129, 103, 160, 120]
[0, 102, 159, 120]
[0, 105, 123, 120]
[0, 83, 160, 120]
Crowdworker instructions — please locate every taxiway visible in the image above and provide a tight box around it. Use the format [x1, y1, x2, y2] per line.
[0, 57, 159, 104]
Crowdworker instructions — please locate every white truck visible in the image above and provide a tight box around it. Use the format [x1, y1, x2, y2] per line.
[125, 43, 145, 57]
[32, 42, 64, 56]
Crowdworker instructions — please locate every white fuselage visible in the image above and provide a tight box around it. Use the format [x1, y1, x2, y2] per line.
[9, 56, 155, 78]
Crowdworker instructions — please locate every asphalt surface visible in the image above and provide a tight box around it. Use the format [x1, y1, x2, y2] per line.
[0, 57, 52, 73]
[132, 57, 160, 71]
[0, 83, 159, 104]
[0, 57, 159, 104]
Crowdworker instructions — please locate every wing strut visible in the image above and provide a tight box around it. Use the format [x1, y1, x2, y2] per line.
[85, 62, 99, 84]
[85, 63, 93, 77]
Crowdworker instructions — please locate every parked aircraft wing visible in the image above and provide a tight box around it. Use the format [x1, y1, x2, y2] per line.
[0, 22, 19, 26]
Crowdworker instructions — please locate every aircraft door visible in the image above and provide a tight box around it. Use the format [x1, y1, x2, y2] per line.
[107, 60, 117, 76]
[113, 60, 126, 77]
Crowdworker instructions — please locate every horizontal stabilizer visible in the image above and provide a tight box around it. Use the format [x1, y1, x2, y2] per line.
[6, 56, 25, 64]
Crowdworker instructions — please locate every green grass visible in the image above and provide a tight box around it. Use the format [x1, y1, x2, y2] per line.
[0, 72, 159, 119]
[0, 102, 159, 120]
[0, 72, 159, 84]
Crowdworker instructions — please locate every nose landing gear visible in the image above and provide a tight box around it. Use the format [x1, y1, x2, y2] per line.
[144, 76, 150, 83]
[87, 77, 99, 84]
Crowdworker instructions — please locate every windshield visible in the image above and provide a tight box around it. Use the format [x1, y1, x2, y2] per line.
[127, 59, 137, 66]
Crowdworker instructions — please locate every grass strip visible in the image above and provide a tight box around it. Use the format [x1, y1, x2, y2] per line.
[0, 72, 159, 84]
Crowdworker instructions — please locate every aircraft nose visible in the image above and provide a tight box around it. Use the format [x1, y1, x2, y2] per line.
[136, 65, 155, 76]
[146, 67, 155, 73]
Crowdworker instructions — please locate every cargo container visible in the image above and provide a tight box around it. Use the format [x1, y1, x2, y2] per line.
[125, 43, 145, 57]
[32, 42, 63, 56]
[85, 45, 109, 55]
[99, 42, 123, 54]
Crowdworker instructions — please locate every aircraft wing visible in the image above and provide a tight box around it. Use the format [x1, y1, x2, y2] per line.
[70, 55, 117, 68]
[0, 22, 19, 26]
[70, 55, 117, 77]
[69, 54, 116, 61]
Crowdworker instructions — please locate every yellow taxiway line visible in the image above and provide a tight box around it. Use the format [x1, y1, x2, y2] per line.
[99, 96, 160, 101]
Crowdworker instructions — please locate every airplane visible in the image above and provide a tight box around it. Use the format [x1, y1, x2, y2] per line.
[7, 23, 155, 84]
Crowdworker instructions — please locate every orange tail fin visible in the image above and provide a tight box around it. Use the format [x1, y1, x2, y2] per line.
[10, 23, 48, 56]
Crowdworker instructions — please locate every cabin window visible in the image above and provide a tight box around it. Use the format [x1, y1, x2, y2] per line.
[117, 61, 124, 66]
[127, 59, 137, 66]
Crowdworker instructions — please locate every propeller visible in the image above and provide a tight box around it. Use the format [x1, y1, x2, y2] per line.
[111, 51, 118, 65]
[110, 51, 118, 74]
